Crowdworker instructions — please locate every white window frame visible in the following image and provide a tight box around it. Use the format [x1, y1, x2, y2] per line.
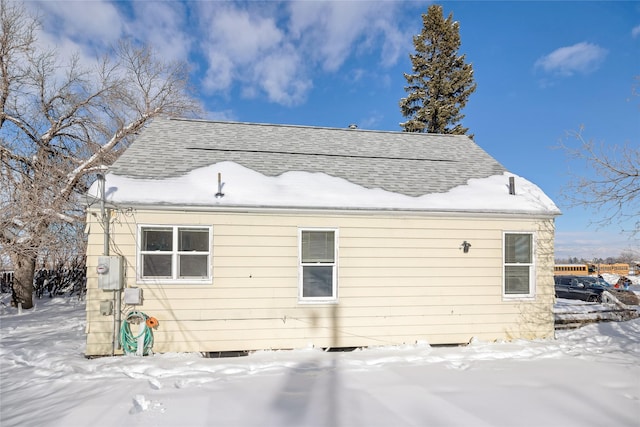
[503, 231, 535, 299]
[298, 228, 338, 303]
[137, 224, 212, 284]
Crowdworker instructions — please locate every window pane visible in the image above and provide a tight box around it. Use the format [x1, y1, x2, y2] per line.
[179, 229, 209, 251]
[142, 254, 172, 277]
[302, 266, 333, 297]
[302, 231, 335, 263]
[142, 228, 173, 251]
[505, 234, 532, 263]
[179, 254, 208, 277]
[505, 265, 530, 294]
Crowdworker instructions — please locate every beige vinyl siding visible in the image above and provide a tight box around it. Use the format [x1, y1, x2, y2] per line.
[85, 208, 555, 356]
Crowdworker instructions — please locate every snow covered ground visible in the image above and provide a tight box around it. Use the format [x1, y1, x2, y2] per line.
[1, 277, 639, 427]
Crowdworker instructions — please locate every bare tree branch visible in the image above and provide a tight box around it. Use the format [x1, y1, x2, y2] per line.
[557, 125, 639, 236]
[0, 0, 201, 308]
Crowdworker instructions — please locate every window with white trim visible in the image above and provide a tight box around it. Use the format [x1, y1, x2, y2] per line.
[299, 229, 337, 301]
[138, 225, 212, 282]
[503, 232, 534, 297]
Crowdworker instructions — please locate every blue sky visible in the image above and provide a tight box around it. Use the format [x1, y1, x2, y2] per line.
[29, 0, 639, 260]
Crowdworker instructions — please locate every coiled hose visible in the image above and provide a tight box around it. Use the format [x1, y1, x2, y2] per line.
[120, 310, 154, 356]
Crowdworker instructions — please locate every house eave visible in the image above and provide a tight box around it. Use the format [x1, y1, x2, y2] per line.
[86, 200, 561, 220]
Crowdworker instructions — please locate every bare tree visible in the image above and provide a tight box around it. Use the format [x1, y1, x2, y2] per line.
[617, 250, 639, 266]
[0, 0, 200, 308]
[558, 126, 639, 239]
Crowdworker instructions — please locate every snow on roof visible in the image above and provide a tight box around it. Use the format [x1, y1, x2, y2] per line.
[102, 118, 509, 197]
[85, 118, 560, 215]
[89, 161, 560, 215]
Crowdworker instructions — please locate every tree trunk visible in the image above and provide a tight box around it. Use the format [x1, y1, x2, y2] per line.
[11, 254, 35, 309]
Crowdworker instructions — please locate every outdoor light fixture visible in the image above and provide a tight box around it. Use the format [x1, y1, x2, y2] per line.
[461, 241, 471, 253]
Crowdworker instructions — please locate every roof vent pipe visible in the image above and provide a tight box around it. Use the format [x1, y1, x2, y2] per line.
[508, 176, 516, 195]
[215, 172, 225, 198]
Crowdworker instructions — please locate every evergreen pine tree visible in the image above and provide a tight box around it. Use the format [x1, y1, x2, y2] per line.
[400, 5, 476, 135]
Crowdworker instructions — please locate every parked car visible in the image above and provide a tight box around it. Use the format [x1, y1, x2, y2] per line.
[554, 275, 607, 303]
[581, 276, 612, 288]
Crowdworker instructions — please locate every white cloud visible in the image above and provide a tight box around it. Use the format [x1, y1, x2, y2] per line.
[28, 0, 197, 96]
[251, 50, 312, 106]
[632, 25, 640, 38]
[28, 1, 413, 107]
[196, 3, 306, 104]
[31, 0, 192, 67]
[201, 6, 283, 63]
[30, 0, 123, 51]
[535, 42, 608, 76]
[202, 51, 235, 93]
[288, 1, 406, 71]
[289, 1, 368, 71]
[194, 2, 407, 105]
[375, 19, 409, 68]
[129, 1, 192, 63]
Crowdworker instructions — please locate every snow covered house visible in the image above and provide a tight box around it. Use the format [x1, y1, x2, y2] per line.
[84, 118, 561, 356]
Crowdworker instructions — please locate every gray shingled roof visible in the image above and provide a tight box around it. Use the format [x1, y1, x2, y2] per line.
[109, 118, 507, 197]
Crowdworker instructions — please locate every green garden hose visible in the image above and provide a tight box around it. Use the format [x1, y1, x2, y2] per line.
[120, 310, 154, 356]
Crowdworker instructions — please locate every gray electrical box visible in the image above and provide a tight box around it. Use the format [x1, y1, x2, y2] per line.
[100, 300, 113, 316]
[97, 256, 124, 290]
[124, 287, 143, 305]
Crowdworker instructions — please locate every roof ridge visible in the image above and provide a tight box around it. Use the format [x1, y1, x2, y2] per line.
[166, 116, 464, 138]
